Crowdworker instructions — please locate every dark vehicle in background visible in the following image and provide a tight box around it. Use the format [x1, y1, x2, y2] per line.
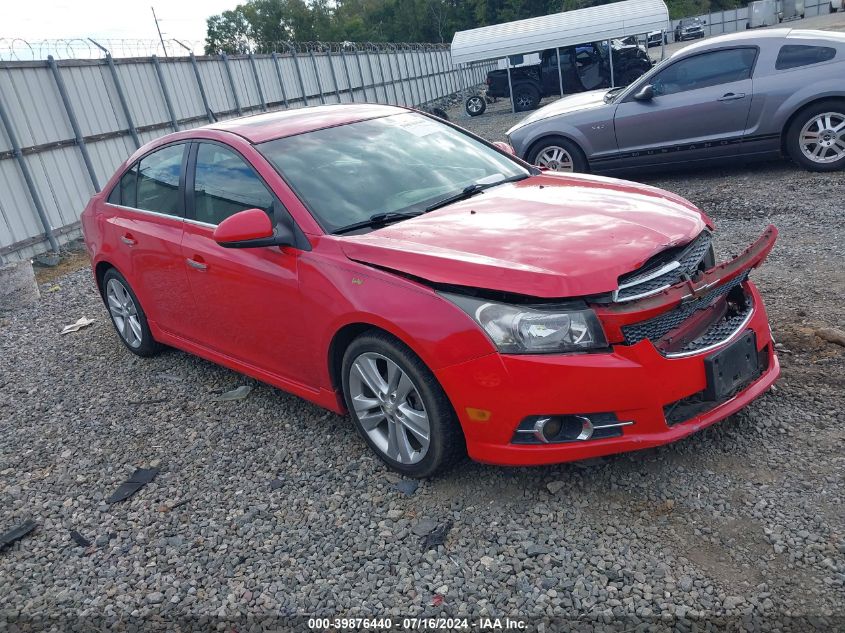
[647, 30, 669, 47]
[480, 41, 653, 113]
[675, 18, 706, 41]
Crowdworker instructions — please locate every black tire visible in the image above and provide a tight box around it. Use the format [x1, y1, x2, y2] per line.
[527, 135, 589, 173]
[785, 99, 845, 172]
[465, 95, 486, 117]
[341, 330, 465, 478]
[512, 84, 540, 112]
[101, 268, 163, 357]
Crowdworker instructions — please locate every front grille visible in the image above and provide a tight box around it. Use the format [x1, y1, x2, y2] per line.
[621, 273, 747, 347]
[615, 231, 712, 302]
[675, 293, 753, 354]
[663, 343, 771, 425]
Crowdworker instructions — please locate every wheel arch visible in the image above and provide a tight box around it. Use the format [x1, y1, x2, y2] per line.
[779, 95, 845, 155]
[525, 133, 589, 170]
[94, 260, 117, 296]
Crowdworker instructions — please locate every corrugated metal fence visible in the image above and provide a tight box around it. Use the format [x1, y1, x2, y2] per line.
[0, 44, 494, 262]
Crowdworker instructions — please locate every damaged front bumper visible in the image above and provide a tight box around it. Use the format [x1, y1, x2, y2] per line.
[435, 226, 780, 466]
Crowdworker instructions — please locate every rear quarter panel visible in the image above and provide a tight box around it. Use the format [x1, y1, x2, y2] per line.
[746, 38, 845, 139]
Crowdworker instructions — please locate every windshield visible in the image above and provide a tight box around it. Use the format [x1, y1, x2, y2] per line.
[258, 113, 528, 233]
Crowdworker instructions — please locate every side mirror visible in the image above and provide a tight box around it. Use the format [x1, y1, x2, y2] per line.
[634, 84, 655, 101]
[213, 208, 294, 249]
[492, 141, 515, 155]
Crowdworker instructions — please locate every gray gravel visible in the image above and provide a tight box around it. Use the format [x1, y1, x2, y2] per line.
[1, 126, 844, 630]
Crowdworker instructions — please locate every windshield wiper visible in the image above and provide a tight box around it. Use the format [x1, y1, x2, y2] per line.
[333, 211, 422, 235]
[424, 174, 529, 213]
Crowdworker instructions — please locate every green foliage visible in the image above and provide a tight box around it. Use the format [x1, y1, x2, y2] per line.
[204, 0, 744, 54]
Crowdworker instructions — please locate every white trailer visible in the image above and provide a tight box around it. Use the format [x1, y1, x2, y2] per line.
[748, 0, 779, 28]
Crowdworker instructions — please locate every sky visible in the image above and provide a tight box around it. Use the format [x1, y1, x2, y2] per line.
[2, 0, 238, 45]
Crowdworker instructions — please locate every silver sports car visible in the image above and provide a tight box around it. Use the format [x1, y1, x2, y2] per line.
[506, 29, 845, 173]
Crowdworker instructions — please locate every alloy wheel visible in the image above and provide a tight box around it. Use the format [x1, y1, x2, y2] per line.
[106, 278, 143, 348]
[536, 146, 574, 172]
[466, 96, 484, 114]
[800, 112, 845, 164]
[515, 94, 533, 109]
[348, 352, 431, 464]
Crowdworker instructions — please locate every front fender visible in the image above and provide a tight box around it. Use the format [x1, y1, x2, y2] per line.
[299, 251, 496, 392]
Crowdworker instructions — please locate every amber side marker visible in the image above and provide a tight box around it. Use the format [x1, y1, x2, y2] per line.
[466, 407, 492, 422]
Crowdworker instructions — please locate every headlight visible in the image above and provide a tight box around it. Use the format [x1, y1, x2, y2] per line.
[440, 292, 607, 354]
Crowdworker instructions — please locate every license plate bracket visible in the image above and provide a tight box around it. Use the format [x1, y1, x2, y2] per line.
[703, 331, 759, 401]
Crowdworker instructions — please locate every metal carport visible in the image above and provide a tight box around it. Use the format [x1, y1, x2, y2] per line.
[450, 0, 670, 113]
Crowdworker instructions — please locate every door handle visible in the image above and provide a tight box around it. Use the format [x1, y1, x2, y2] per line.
[120, 234, 137, 246]
[186, 257, 208, 271]
[717, 92, 746, 102]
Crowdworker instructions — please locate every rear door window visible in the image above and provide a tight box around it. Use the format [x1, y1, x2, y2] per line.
[776, 45, 836, 70]
[136, 144, 185, 216]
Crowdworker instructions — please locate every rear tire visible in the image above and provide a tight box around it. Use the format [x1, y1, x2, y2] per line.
[528, 136, 588, 173]
[785, 100, 845, 172]
[341, 331, 465, 478]
[512, 84, 540, 112]
[102, 268, 163, 357]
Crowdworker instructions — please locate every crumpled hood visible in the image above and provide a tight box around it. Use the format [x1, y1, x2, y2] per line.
[338, 173, 708, 299]
[508, 90, 610, 133]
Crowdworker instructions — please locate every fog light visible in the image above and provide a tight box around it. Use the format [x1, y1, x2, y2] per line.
[512, 413, 634, 445]
[533, 417, 562, 443]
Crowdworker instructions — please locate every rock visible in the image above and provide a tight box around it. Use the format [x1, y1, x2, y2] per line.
[0, 260, 40, 311]
[412, 519, 438, 536]
[546, 481, 566, 495]
[526, 544, 550, 557]
[815, 327, 845, 347]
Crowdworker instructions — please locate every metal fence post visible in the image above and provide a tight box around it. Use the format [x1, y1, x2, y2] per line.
[363, 45, 380, 103]
[410, 45, 427, 105]
[248, 53, 268, 111]
[47, 55, 100, 191]
[308, 48, 327, 105]
[189, 53, 215, 122]
[0, 95, 60, 253]
[339, 48, 355, 103]
[401, 47, 419, 106]
[271, 52, 290, 109]
[505, 59, 515, 114]
[102, 52, 140, 148]
[151, 55, 180, 132]
[324, 45, 341, 102]
[288, 44, 309, 106]
[373, 45, 390, 104]
[221, 53, 243, 116]
[388, 45, 406, 105]
[353, 46, 368, 101]
[607, 40, 615, 87]
[556, 47, 564, 97]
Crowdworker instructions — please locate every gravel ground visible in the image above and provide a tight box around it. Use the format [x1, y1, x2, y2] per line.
[2, 119, 845, 632]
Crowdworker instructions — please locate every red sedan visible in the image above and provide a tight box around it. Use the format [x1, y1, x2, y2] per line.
[81, 104, 779, 477]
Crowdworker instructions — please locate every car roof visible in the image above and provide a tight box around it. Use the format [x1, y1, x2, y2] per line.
[203, 103, 408, 143]
[672, 28, 845, 59]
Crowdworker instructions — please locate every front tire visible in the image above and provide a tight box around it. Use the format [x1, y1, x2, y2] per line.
[785, 100, 845, 172]
[341, 331, 465, 478]
[102, 268, 162, 357]
[528, 136, 588, 173]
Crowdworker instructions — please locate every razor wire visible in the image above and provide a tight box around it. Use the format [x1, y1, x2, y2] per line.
[0, 37, 452, 61]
